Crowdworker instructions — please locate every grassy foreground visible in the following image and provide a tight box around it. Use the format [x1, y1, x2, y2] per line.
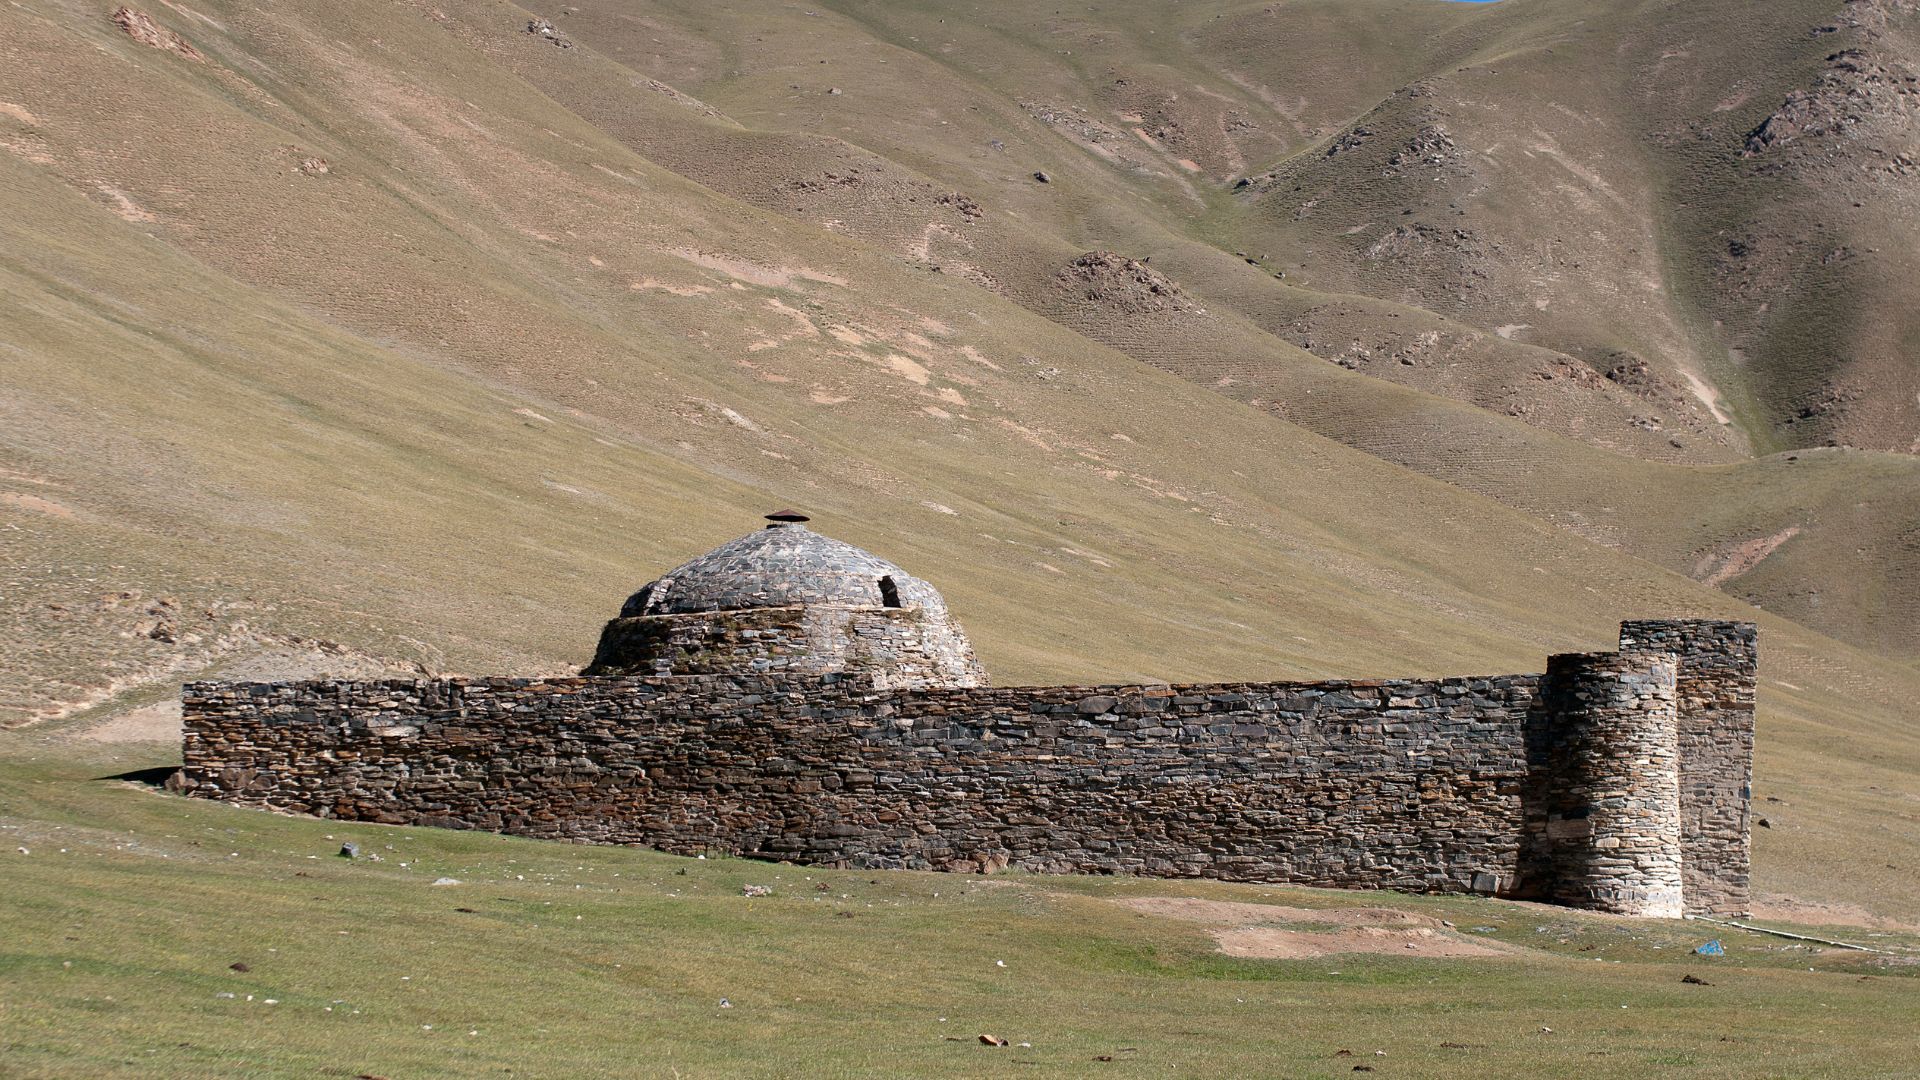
[2, 736, 1914, 1080]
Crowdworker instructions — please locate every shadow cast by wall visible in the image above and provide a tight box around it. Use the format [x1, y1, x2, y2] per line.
[98, 765, 183, 788]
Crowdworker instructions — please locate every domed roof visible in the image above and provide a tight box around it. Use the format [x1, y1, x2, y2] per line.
[620, 516, 941, 617]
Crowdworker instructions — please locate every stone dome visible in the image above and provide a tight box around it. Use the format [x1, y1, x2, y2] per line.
[587, 513, 988, 689]
[619, 517, 941, 617]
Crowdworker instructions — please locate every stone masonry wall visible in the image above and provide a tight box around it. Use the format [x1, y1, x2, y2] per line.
[1618, 620, 1757, 915]
[176, 620, 1756, 913]
[180, 673, 1545, 896]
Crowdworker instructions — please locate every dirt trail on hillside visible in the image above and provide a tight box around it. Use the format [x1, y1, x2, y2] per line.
[75, 701, 183, 743]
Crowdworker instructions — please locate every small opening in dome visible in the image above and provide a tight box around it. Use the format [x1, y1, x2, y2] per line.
[878, 576, 902, 608]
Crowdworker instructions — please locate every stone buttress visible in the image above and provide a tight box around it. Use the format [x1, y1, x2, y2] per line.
[1534, 650, 1686, 917]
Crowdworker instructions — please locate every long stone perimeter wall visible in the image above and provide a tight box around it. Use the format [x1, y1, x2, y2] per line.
[176, 621, 1756, 916]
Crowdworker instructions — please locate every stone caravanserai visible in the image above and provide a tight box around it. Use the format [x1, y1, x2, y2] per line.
[177, 513, 1758, 917]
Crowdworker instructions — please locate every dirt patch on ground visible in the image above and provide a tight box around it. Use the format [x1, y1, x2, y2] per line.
[96, 185, 157, 224]
[1700, 526, 1802, 586]
[1111, 896, 1441, 928]
[670, 249, 846, 289]
[1213, 925, 1512, 960]
[1750, 894, 1918, 931]
[1682, 369, 1733, 425]
[76, 700, 182, 743]
[1022, 102, 1169, 177]
[630, 277, 713, 297]
[1110, 896, 1517, 960]
[0, 492, 77, 518]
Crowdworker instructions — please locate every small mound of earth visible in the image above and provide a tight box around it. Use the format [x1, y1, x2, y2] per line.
[1387, 123, 1459, 173]
[1214, 925, 1510, 960]
[1053, 251, 1196, 315]
[1742, 48, 1918, 161]
[1112, 896, 1514, 960]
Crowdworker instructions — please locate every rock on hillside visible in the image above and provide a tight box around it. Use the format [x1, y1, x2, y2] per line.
[1051, 251, 1197, 316]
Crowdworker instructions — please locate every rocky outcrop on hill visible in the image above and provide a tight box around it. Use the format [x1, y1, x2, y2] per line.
[111, 7, 205, 62]
[527, 18, 574, 48]
[1743, 48, 1919, 162]
[1052, 251, 1196, 315]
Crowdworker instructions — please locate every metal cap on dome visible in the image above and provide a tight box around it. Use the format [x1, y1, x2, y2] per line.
[764, 509, 811, 525]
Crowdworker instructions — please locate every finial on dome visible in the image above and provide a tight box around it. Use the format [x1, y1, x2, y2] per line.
[764, 509, 811, 526]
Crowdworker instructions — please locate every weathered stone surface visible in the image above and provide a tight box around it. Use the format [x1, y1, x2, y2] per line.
[585, 521, 985, 689]
[178, 619, 1757, 916]
[1534, 651, 1684, 917]
[585, 605, 983, 690]
[1618, 620, 1756, 917]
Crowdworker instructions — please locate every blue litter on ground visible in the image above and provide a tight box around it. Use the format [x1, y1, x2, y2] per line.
[1694, 939, 1725, 956]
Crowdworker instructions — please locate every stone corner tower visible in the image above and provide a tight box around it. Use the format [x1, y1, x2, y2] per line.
[1529, 619, 1757, 918]
[1617, 619, 1758, 917]
[582, 511, 988, 690]
[1536, 648, 1687, 917]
